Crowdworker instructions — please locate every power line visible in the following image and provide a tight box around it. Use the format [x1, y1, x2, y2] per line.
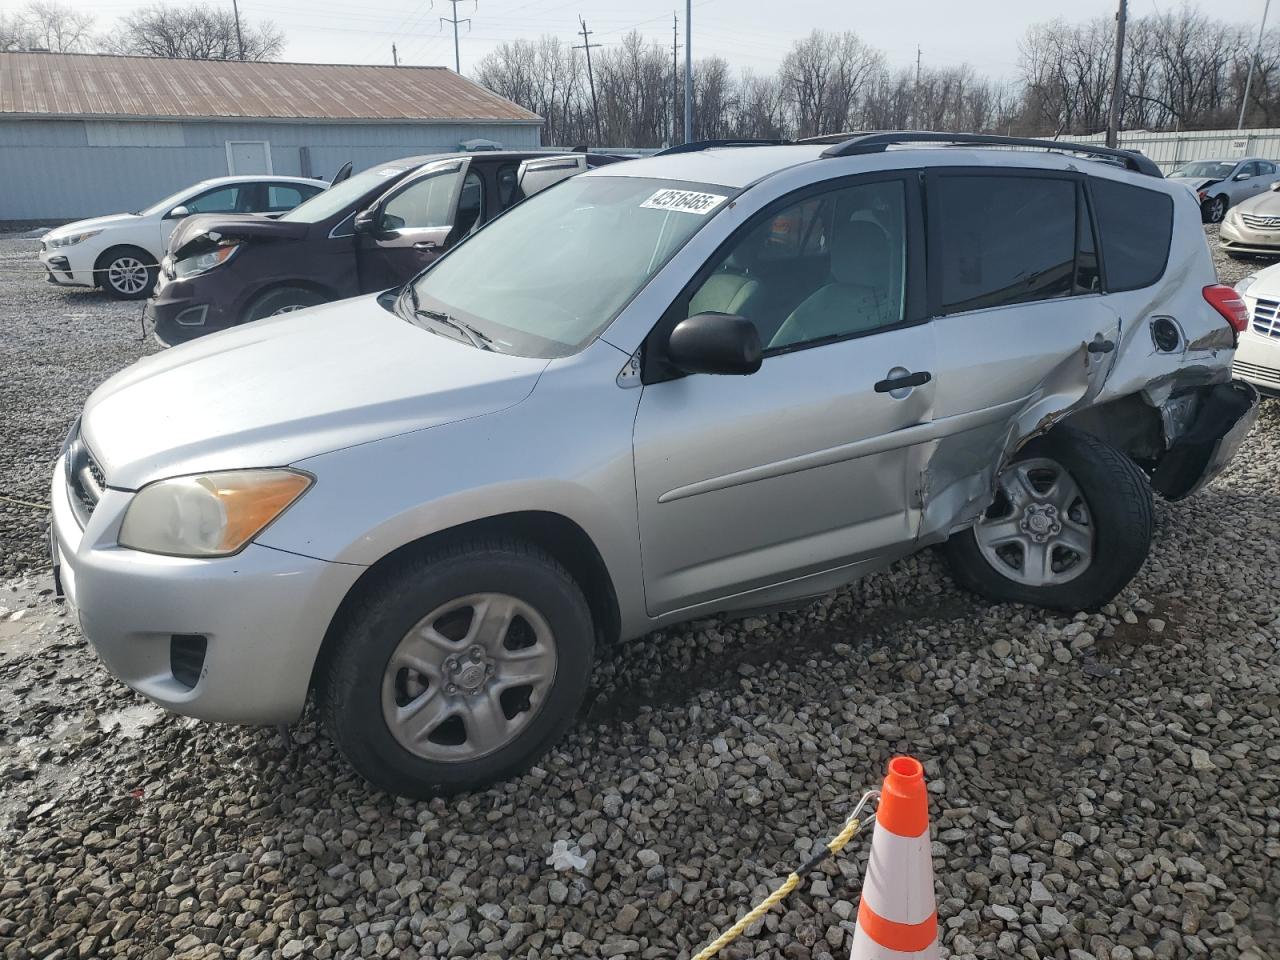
[439, 0, 474, 73]
[574, 15, 603, 145]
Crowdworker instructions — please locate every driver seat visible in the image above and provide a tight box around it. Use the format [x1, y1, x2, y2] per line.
[688, 252, 763, 320]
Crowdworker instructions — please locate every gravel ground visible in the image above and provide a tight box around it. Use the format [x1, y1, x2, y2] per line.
[0, 230, 1278, 960]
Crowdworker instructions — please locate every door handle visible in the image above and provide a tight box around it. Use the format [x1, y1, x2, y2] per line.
[413, 240, 441, 251]
[874, 370, 932, 393]
[1087, 334, 1116, 354]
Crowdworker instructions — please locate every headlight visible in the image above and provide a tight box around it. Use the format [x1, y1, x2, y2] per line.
[119, 469, 312, 557]
[173, 244, 240, 279]
[47, 229, 102, 248]
[1235, 274, 1259, 297]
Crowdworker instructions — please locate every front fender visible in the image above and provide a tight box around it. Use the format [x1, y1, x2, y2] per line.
[254, 340, 649, 632]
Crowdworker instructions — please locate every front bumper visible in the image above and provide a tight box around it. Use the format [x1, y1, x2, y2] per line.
[38, 246, 92, 286]
[1220, 218, 1280, 257]
[51, 453, 364, 724]
[1233, 325, 1280, 396]
[147, 272, 236, 347]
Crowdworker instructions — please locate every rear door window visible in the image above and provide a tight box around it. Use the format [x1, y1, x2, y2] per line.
[1089, 178, 1174, 292]
[934, 174, 1078, 314]
[264, 183, 320, 212]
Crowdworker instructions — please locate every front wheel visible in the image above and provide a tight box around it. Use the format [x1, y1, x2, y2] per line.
[99, 248, 157, 300]
[1203, 195, 1229, 223]
[243, 286, 324, 324]
[945, 429, 1154, 611]
[321, 539, 595, 797]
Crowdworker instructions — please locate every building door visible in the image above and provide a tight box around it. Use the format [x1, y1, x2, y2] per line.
[225, 141, 272, 175]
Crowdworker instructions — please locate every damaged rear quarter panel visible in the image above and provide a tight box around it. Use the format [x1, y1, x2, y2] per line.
[917, 186, 1235, 540]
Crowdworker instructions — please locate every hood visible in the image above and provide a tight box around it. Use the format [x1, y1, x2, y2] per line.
[82, 295, 550, 489]
[1233, 189, 1280, 217]
[168, 213, 308, 258]
[1168, 176, 1218, 193]
[46, 213, 138, 239]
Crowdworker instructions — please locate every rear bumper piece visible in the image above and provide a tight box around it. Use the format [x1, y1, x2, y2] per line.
[1151, 381, 1260, 500]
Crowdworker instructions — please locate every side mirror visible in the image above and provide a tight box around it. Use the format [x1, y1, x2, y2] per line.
[666, 313, 762, 376]
[166, 205, 190, 219]
[1269, 181, 1280, 192]
[1235, 172, 1251, 181]
[353, 208, 377, 233]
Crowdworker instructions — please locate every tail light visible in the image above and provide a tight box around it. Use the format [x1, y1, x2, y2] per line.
[1203, 284, 1249, 339]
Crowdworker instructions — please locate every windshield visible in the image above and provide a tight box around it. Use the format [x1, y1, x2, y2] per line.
[1170, 161, 1237, 179]
[280, 163, 414, 223]
[407, 176, 730, 357]
[138, 184, 205, 217]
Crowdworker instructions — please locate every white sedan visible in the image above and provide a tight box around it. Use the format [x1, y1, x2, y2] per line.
[1233, 263, 1280, 394]
[38, 175, 325, 300]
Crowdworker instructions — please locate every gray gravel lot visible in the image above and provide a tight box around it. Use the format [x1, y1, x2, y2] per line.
[0, 229, 1277, 960]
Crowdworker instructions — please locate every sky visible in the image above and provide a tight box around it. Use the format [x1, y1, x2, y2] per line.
[1, 0, 1274, 81]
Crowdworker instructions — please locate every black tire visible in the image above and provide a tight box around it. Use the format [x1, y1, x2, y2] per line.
[1203, 195, 1228, 224]
[243, 286, 325, 324]
[97, 246, 157, 300]
[321, 538, 595, 797]
[945, 428, 1154, 612]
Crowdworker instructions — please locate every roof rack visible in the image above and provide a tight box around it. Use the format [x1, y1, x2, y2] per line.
[812, 131, 1163, 178]
[653, 138, 792, 157]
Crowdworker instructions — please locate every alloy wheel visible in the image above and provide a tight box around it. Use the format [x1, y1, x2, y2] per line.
[974, 456, 1095, 586]
[380, 593, 558, 762]
[107, 257, 150, 295]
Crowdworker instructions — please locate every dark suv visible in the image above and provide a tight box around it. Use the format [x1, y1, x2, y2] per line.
[148, 151, 623, 346]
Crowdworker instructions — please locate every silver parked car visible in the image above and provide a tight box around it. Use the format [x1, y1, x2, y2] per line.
[52, 133, 1259, 796]
[1219, 180, 1280, 258]
[1168, 157, 1280, 223]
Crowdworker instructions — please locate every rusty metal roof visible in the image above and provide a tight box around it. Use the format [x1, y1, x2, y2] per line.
[0, 52, 542, 124]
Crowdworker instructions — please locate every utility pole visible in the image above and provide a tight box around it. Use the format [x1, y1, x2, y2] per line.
[913, 46, 921, 129]
[231, 0, 245, 60]
[1106, 0, 1127, 148]
[671, 12, 680, 144]
[392, 43, 399, 66]
[1239, 0, 1273, 129]
[440, 0, 473, 74]
[684, 0, 692, 142]
[574, 16, 602, 146]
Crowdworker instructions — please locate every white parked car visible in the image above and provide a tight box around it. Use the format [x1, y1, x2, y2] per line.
[37, 176, 326, 300]
[1233, 263, 1280, 393]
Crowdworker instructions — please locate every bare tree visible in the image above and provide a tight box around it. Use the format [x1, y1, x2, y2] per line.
[102, 3, 284, 61]
[779, 30, 883, 137]
[21, 1, 94, 52]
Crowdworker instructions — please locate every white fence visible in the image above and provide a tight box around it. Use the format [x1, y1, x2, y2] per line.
[1070, 127, 1280, 172]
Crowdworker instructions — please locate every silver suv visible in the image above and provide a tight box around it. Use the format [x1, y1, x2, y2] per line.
[52, 133, 1259, 797]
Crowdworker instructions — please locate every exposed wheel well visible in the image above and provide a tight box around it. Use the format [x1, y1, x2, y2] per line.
[93, 245, 156, 289]
[310, 511, 621, 696]
[1056, 393, 1164, 467]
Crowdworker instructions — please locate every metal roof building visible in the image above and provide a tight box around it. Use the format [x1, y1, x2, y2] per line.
[0, 52, 543, 223]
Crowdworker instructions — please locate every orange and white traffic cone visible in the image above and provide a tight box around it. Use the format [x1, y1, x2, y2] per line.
[850, 756, 939, 960]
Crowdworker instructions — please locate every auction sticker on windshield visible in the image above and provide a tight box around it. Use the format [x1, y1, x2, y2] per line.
[640, 189, 728, 215]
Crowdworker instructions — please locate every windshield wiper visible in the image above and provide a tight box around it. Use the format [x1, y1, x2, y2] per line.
[418, 306, 492, 351]
[399, 284, 494, 351]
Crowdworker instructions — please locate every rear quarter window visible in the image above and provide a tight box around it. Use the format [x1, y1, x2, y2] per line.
[1090, 178, 1174, 292]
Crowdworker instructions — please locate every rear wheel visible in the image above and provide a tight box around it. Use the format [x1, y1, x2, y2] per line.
[321, 539, 594, 797]
[945, 429, 1153, 611]
[98, 247, 157, 300]
[243, 286, 324, 324]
